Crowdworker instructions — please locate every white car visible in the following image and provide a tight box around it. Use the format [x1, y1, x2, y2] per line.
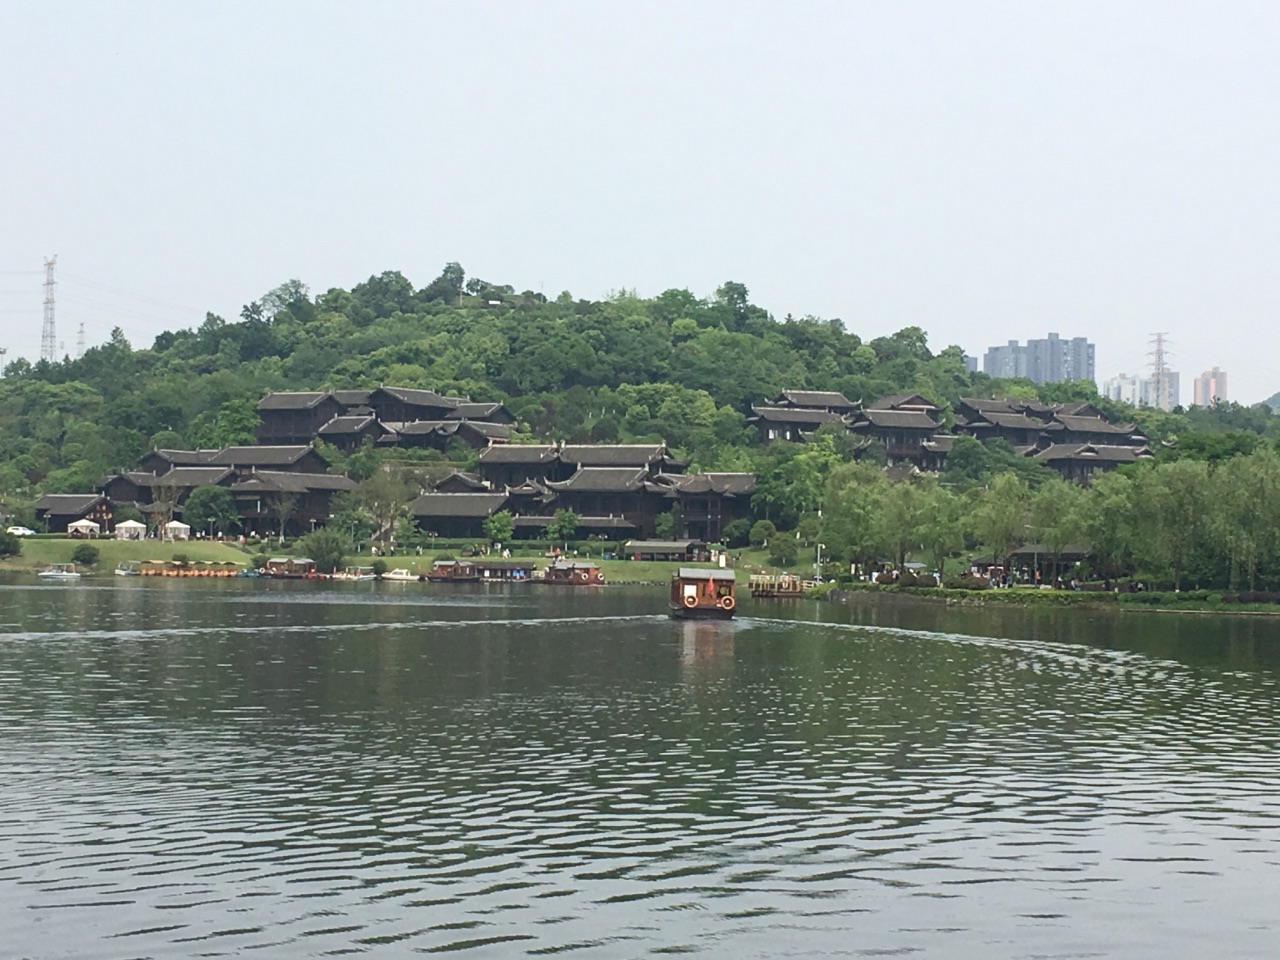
[5, 526, 36, 536]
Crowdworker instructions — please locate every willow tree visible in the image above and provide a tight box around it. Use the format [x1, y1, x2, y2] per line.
[972, 472, 1031, 568]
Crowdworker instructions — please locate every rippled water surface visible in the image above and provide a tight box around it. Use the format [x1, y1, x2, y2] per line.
[2, 578, 1279, 959]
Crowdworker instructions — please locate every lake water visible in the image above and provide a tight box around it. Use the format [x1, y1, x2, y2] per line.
[2, 578, 1279, 959]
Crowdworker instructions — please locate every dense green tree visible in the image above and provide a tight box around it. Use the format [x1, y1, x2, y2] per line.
[301, 527, 347, 574]
[182, 485, 240, 537]
[483, 509, 515, 544]
[546, 509, 580, 543]
[0, 530, 20, 559]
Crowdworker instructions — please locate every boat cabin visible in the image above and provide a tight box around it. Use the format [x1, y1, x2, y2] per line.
[474, 559, 537, 581]
[540, 558, 605, 585]
[263, 557, 318, 579]
[670, 567, 737, 619]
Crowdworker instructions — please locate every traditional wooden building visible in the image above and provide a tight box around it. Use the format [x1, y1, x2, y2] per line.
[316, 414, 389, 451]
[749, 406, 849, 443]
[775, 390, 860, 414]
[255, 392, 344, 445]
[137, 449, 219, 475]
[650, 472, 756, 542]
[407, 492, 511, 539]
[35, 494, 113, 533]
[228, 471, 356, 536]
[1032, 443, 1154, 484]
[207, 444, 331, 475]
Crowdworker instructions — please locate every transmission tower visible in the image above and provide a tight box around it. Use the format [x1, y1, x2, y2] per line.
[40, 255, 57, 363]
[76, 321, 86, 358]
[1147, 332, 1172, 412]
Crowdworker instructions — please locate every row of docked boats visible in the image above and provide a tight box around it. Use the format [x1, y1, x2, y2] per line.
[39, 557, 746, 621]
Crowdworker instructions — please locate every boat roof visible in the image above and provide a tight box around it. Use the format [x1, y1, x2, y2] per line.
[675, 567, 737, 581]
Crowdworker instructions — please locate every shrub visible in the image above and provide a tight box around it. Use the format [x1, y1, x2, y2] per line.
[768, 539, 798, 567]
[251, 554, 269, 569]
[172, 553, 190, 565]
[70, 543, 100, 566]
[370, 558, 388, 578]
[944, 574, 990, 591]
[0, 530, 20, 559]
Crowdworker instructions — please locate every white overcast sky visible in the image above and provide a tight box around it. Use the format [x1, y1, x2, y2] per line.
[1, 1, 1277, 403]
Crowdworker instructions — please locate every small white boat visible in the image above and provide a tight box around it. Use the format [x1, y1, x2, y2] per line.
[382, 567, 421, 582]
[115, 562, 141, 577]
[38, 563, 81, 581]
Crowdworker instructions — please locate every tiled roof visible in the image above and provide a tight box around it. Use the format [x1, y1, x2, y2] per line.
[974, 411, 1044, 430]
[332, 389, 373, 407]
[855, 409, 940, 429]
[231, 471, 355, 493]
[372, 386, 458, 409]
[150, 449, 220, 465]
[1034, 444, 1153, 463]
[922, 435, 956, 451]
[750, 406, 846, 424]
[867, 393, 939, 411]
[661, 472, 757, 495]
[318, 414, 380, 435]
[257, 391, 332, 411]
[445, 402, 508, 420]
[207, 445, 324, 466]
[477, 445, 558, 464]
[780, 390, 856, 409]
[560, 444, 667, 467]
[407, 493, 509, 517]
[1047, 415, 1137, 435]
[153, 466, 234, 487]
[434, 471, 488, 491]
[34, 493, 106, 515]
[544, 467, 648, 492]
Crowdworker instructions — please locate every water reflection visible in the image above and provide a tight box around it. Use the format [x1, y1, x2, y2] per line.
[0, 579, 1277, 958]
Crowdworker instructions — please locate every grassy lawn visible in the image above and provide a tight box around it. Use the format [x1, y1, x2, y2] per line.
[1, 538, 251, 572]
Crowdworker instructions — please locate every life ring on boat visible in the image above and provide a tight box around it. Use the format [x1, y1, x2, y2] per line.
[578, 571, 589, 582]
[720, 595, 735, 611]
[683, 594, 698, 608]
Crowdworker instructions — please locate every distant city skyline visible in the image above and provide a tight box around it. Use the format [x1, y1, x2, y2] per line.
[982, 333, 1095, 386]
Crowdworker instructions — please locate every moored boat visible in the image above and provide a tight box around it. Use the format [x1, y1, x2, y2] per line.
[114, 562, 141, 577]
[382, 566, 423, 582]
[262, 557, 320, 579]
[426, 559, 480, 583]
[670, 567, 736, 619]
[38, 563, 81, 581]
[332, 565, 376, 581]
[538, 557, 605, 585]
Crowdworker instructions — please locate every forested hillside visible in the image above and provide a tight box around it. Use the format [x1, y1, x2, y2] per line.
[1, 262, 1277, 534]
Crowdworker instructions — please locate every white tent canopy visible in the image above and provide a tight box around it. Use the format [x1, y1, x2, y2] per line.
[67, 519, 100, 536]
[163, 520, 191, 541]
[114, 519, 146, 540]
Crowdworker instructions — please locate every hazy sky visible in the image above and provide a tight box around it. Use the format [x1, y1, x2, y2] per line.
[2, 1, 1277, 403]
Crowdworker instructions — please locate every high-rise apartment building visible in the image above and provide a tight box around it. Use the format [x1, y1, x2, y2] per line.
[1192, 367, 1227, 407]
[1103, 371, 1181, 410]
[982, 333, 1096, 385]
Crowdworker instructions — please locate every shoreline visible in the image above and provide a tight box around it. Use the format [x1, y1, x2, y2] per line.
[824, 586, 1280, 617]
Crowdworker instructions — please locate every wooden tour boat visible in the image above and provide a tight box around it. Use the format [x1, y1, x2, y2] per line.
[670, 567, 737, 619]
[539, 557, 605, 585]
[427, 559, 481, 583]
[262, 557, 319, 579]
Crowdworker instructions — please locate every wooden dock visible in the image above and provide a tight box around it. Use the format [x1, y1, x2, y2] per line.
[749, 574, 818, 598]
